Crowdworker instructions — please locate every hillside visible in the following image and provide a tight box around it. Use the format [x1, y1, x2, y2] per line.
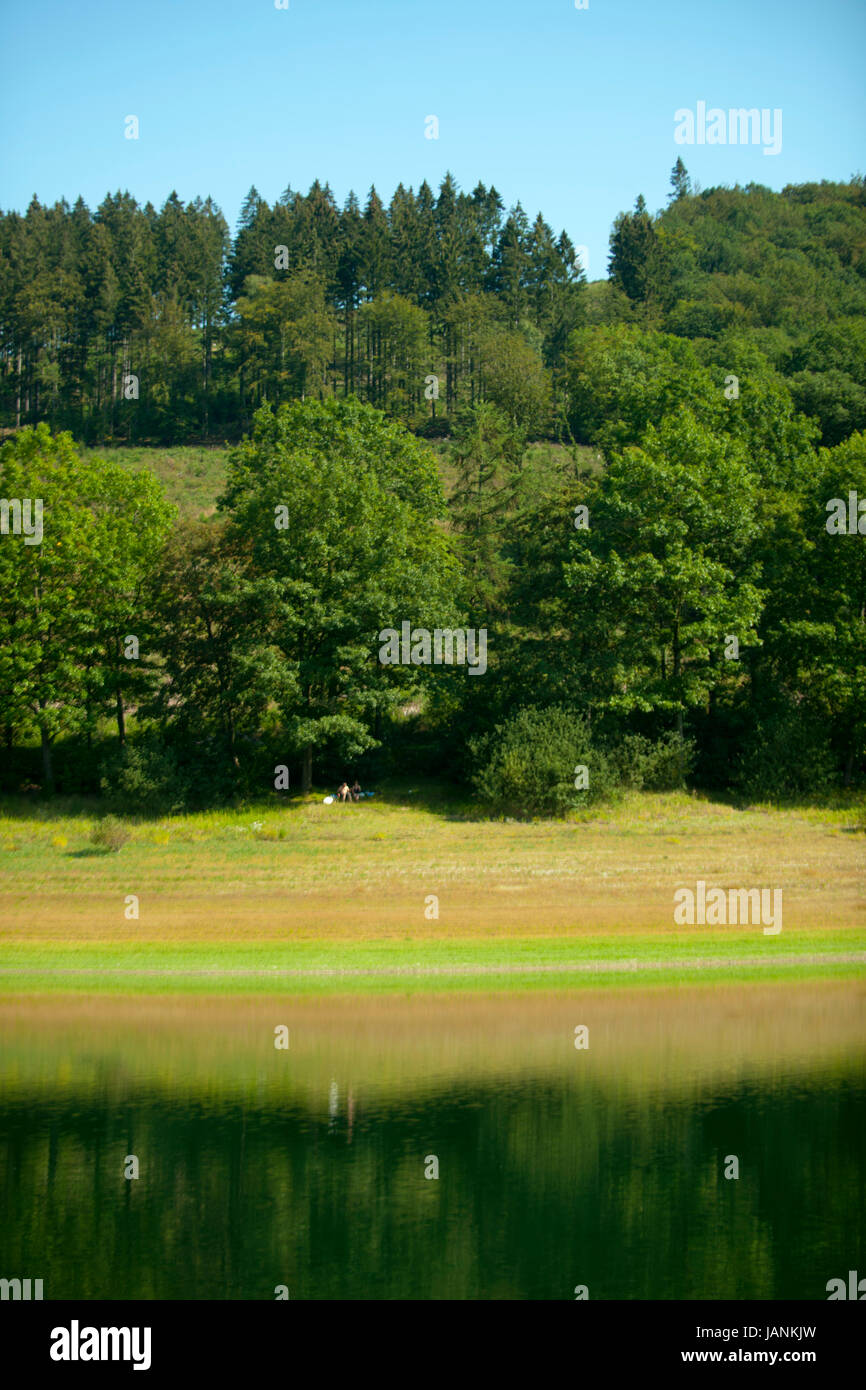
[2, 173, 865, 448]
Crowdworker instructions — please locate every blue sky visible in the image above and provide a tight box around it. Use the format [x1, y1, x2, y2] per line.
[1, 0, 864, 278]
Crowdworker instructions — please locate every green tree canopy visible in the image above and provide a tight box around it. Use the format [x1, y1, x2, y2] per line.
[220, 399, 461, 789]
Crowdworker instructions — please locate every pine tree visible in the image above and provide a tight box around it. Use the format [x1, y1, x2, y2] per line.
[488, 205, 531, 326]
[669, 158, 691, 203]
[360, 187, 392, 300]
[608, 194, 656, 302]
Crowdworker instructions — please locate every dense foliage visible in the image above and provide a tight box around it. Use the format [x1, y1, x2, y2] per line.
[1, 167, 864, 808]
[0, 177, 581, 441]
[2, 170, 863, 446]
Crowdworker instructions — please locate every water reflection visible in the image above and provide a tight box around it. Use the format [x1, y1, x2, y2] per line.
[0, 982, 863, 1299]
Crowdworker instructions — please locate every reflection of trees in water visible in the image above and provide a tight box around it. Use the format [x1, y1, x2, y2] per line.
[0, 1075, 861, 1299]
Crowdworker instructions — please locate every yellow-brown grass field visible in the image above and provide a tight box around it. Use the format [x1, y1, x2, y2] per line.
[0, 789, 863, 991]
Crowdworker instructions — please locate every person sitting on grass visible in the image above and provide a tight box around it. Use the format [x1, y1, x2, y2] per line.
[351, 780, 362, 802]
[337, 781, 351, 803]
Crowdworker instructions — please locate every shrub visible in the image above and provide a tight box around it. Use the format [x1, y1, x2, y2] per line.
[609, 731, 695, 791]
[733, 712, 838, 800]
[99, 739, 186, 816]
[469, 706, 615, 817]
[90, 816, 130, 853]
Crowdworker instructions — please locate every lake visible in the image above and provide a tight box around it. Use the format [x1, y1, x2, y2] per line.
[0, 980, 863, 1300]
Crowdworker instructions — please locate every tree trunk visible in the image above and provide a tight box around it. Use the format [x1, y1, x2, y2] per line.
[203, 317, 211, 436]
[40, 726, 55, 795]
[301, 743, 313, 794]
[2, 724, 12, 793]
[672, 615, 685, 778]
[110, 337, 118, 438]
[116, 686, 126, 746]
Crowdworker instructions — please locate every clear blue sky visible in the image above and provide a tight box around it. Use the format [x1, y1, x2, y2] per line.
[1, 0, 864, 278]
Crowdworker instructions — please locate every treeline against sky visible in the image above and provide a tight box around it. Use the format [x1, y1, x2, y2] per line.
[0, 176, 578, 441]
[1, 171, 865, 445]
[1, 169, 865, 809]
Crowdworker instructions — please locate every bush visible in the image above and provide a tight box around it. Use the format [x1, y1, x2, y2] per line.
[99, 739, 186, 816]
[90, 815, 131, 852]
[733, 712, 838, 799]
[609, 731, 695, 791]
[469, 706, 615, 817]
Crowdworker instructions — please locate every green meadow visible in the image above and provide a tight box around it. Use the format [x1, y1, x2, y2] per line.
[2, 787, 863, 995]
[80, 444, 230, 520]
[81, 438, 597, 521]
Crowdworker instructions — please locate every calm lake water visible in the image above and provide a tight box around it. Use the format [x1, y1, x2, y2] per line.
[1, 982, 863, 1300]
